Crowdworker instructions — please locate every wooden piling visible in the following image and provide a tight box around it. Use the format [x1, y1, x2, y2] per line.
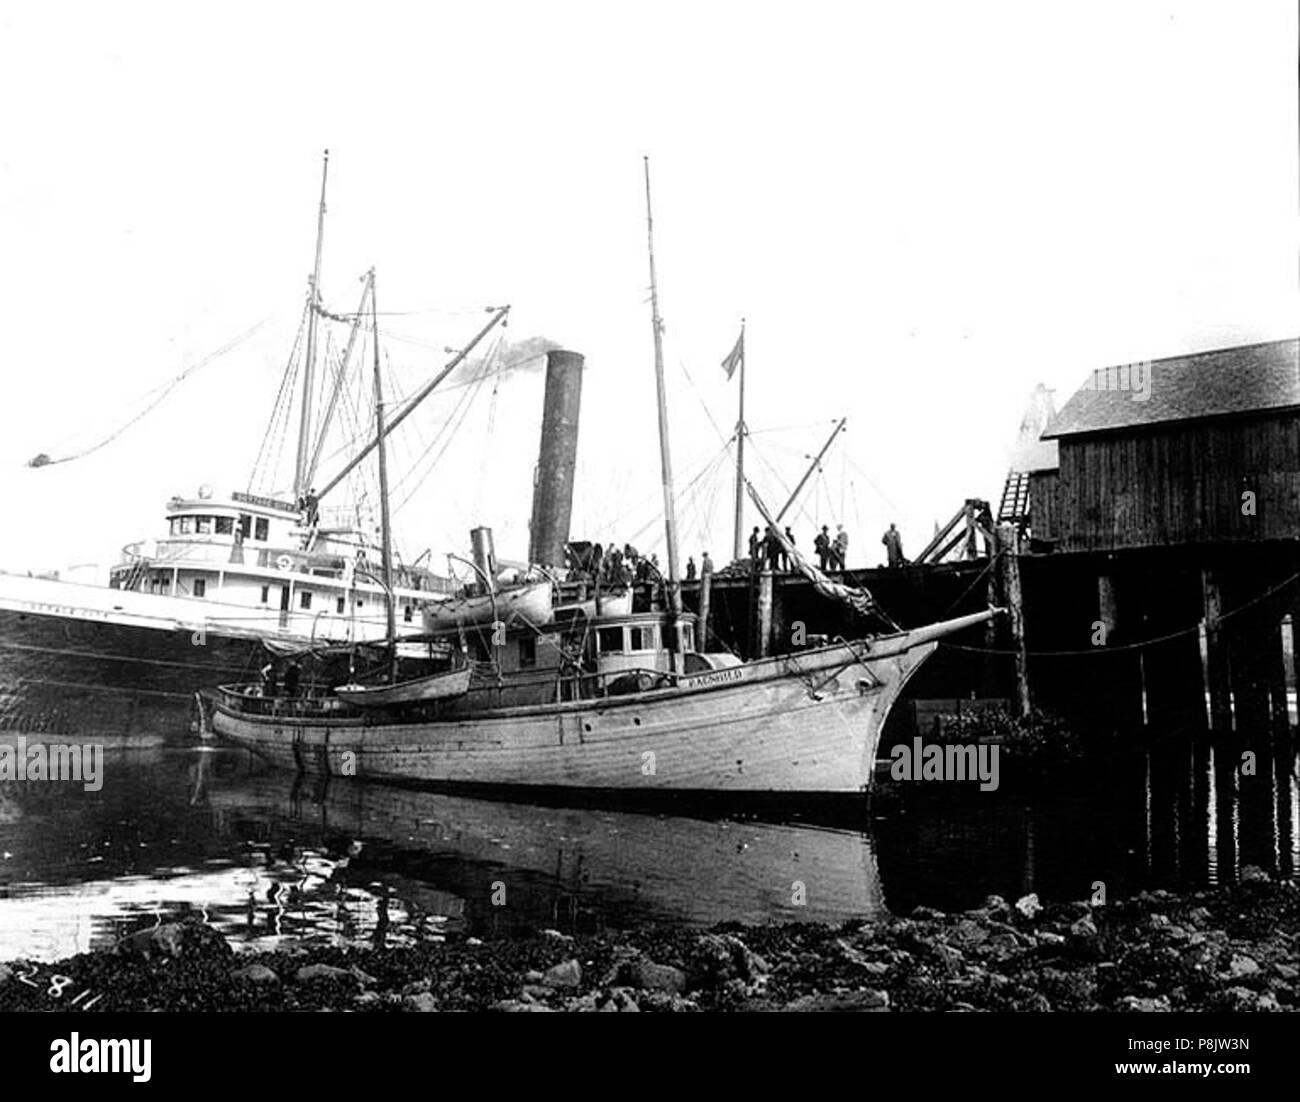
[755, 568, 774, 659]
[1201, 567, 1233, 731]
[995, 524, 1030, 715]
[698, 562, 713, 651]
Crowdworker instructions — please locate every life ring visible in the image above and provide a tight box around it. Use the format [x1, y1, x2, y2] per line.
[276, 554, 294, 572]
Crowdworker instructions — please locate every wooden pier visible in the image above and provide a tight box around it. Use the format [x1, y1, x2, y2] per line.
[679, 337, 1300, 736]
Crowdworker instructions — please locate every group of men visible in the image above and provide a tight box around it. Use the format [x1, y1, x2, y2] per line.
[574, 543, 665, 588]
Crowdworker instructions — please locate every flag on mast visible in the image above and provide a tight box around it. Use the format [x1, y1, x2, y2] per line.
[721, 327, 744, 381]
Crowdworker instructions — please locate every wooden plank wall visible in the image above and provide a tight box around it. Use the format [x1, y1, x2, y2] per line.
[1054, 413, 1300, 552]
[1029, 470, 1060, 542]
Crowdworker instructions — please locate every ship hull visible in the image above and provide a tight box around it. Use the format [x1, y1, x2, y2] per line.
[210, 637, 939, 794]
[0, 601, 262, 743]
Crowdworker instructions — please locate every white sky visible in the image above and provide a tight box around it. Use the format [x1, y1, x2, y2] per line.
[1, 0, 1296, 576]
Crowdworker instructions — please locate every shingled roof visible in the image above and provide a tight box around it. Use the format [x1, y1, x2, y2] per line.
[1042, 337, 1300, 439]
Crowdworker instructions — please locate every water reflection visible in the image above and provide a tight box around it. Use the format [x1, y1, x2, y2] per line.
[0, 727, 1296, 962]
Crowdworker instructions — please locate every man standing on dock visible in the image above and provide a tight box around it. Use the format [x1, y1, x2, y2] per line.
[814, 525, 831, 570]
[882, 523, 905, 567]
[833, 525, 849, 571]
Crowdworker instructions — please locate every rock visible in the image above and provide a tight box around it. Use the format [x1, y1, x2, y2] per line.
[0, 963, 12, 984]
[949, 919, 990, 948]
[522, 984, 554, 999]
[638, 991, 701, 1012]
[1147, 913, 1170, 929]
[1186, 906, 1213, 928]
[690, 933, 768, 987]
[1037, 932, 1066, 946]
[402, 992, 439, 1013]
[601, 987, 640, 1013]
[1273, 962, 1299, 981]
[1255, 992, 1282, 1012]
[1070, 916, 1098, 939]
[627, 961, 687, 994]
[1240, 865, 1270, 884]
[981, 894, 1010, 916]
[911, 905, 947, 920]
[114, 919, 232, 961]
[465, 937, 483, 947]
[1118, 995, 1170, 1012]
[350, 966, 378, 987]
[1015, 893, 1043, 919]
[785, 989, 890, 1012]
[1222, 986, 1256, 1010]
[542, 959, 582, 989]
[1225, 953, 1260, 979]
[490, 999, 556, 1012]
[355, 990, 381, 1007]
[295, 963, 353, 984]
[233, 963, 280, 985]
[400, 978, 432, 996]
[540, 929, 574, 942]
[565, 993, 602, 1012]
[523, 970, 545, 983]
[929, 942, 964, 974]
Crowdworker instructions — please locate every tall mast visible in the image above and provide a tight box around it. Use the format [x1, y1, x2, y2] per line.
[294, 148, 330, 502]
[643, 158, 682, 639]
[370, 270, 397, 679]
[732, 319, 746, 562]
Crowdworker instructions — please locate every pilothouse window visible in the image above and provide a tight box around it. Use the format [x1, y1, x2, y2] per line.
[196, 516, 214, 535]
[597, 627, 624, 654]
[215, 517, 234, 535]
[254, 518, 268, 541]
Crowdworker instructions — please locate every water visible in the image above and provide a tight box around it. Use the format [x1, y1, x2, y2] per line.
[0, 732, 1296, 962]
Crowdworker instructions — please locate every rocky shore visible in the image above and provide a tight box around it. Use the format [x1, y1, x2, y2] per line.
[2, 868, 1296, 1012]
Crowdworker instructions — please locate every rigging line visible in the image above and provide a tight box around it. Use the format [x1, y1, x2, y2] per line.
[387, 352, 489, 500]
[589, 443, 732, 545]
[843, 453, 902, 514]
[674, 356, 732, 449]
[249, 307, 308, 492]
[615, 446, 733, 550]
[31, 315, 275, 469]
[941, 568, 1300, 658]
[390, 357, 493, 515]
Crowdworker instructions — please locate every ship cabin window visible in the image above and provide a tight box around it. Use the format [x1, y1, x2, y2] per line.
[597, 627, 624, 654]
[196, 516, 214, 535]
[254, 518, 269, 541]
[239, 515, 253, 539]
[468, 636, 490, 663]
[678, 624, 695, 653]
[193, 578, 207, 598]
[336, 597, 346, 614]
[518, 635, 537, 669]
[179, 516, 194, 535]
[215, 517, 234, 536]
[628, 625, 657, 652]
[299, 591, 312, 610]
[403, 604, 414, 623]
[261, 586, 270, 604]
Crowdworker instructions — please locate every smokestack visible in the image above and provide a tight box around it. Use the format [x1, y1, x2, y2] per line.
[528, 349, 585, 570]
[470, 526, 497, 594]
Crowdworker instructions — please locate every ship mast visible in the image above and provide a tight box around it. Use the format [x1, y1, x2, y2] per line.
[294, 149, 330, 503]
[732, 319, 746, 562]
[643, 157, 683, 660]
[369, 269, 397, 681]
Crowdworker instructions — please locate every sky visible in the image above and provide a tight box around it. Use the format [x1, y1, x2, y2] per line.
[0, 0, 1296, 578]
